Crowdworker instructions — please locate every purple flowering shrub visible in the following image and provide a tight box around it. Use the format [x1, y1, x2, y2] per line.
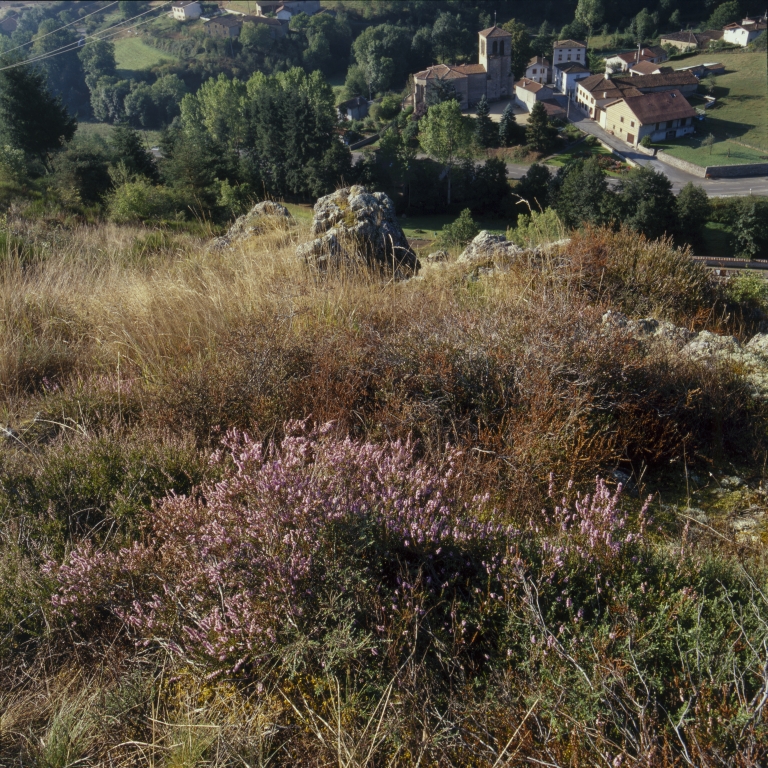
[49, 423, 648, 678]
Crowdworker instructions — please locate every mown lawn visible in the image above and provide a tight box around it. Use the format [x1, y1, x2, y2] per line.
[114, 36, 178, 72]
[653, 51, 768, 165]
[401, 214, 509, 242]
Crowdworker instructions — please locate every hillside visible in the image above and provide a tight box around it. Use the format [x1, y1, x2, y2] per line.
[0, 208, 767, 765]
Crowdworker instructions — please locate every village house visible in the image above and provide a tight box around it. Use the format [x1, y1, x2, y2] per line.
[525, 56, 551, 84]
[253, 0, 320, 16]
[172, 1, 201, 21]
[675, 62, 725, 78]
[514, 78, 553, 111]
[412, 26, 513, 112]
[601, 90, 697, 147]
[576, 74, 642, 120]
[722, 15, 767, 46]
[337, 95, 370, 122]
[553, 39, 586, 66]
[554, 61, 590, 96]
[659, 29, 723, 52]
[628, 60, 663, 76]
[604, 46, 667, 73]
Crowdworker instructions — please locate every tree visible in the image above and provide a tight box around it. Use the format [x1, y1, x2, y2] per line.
[0, 63, 76, 166]
[425, 77, 458, 107]
[631, 8, 655, 46]
[474, 94, 495, 149]
[52, 135, 111, 204]
[432, 12, 470, 62]
[616, 165, 679, 240]
[352, 24, 411, 97]
[418, 99, 473, 205]
[499, 102, 524, 147]
[111, 125, 158, 182]
[707, 1, 741, 30]
[676, 182, 710, 246]
[575, 0, 604, 47]
[89, 77, 131, 123]
[669, 9, 682, 27]
[703, 133, 716, 155]
[554, 157, 611, 229]
[79, 39, 116, 83]
[587, 51, 606, 73]
[31, 18, 87, 112]
[525, 101, 557, 154]
[733, 200, 768, 258]
[436, 208, 478, 248]
[501, 19, 532, 80]
[119, 1, 149, 18]
[240, 21, 274, 53]
[516, 163, 551, 211]
[124, 82, 156, 128]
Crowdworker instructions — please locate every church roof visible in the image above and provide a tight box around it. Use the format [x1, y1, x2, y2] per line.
[479, 25, 511, 38]
[413, 62, 486, 81]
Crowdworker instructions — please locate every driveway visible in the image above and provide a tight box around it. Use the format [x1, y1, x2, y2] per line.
[559, 94, 768, 197]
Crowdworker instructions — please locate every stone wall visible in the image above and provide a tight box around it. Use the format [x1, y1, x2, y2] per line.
[705, 163, 768, 178]
[655, 151, 707, 177]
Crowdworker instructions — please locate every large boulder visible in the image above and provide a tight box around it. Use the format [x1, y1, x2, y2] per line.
[211, 201, 294, 249]
[457, 231, 522, 266]
[296, 186, 419, 277]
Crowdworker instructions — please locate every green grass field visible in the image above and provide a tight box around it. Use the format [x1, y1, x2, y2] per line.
[401, 214, 508, 242]
[114, 36, 178, 72]
[76, 122, 164, 149]
[700, 221, 733, 257]
[653, 51, 767, 166]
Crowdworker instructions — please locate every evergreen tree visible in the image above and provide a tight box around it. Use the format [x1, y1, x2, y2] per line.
[474, 94, 495, 149]
[616, 165, 679, 240]
[111, 125, 158, 182]
[676, 182, 710, 246]
[517, 163, 551, 211]
[525, 102, 556, 154]
[0, 63, 76, 167]
[498, 103, 523, 147]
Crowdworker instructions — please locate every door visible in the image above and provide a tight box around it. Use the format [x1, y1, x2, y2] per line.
[627, 133, 635, 145]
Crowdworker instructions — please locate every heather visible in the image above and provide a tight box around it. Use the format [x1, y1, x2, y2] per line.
[0, 217, 767, 765]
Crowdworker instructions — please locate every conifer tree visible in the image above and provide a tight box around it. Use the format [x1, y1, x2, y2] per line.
[474, 94, 495, 148]
[499, 102, 522, 147]
[525, 101, 555, 154]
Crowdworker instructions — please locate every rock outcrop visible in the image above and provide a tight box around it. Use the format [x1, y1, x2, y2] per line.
[457, 231, 522, 266]
[296, 186, 419, 277]
[602, 311, 768, 397]
[211, 201, 294, 249]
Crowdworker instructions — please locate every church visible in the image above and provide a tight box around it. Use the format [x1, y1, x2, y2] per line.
[411, 26, 513, 112]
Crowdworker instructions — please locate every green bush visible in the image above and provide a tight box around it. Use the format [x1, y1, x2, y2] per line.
[107, 178, 182, 223]
[435, 208, 479, 248]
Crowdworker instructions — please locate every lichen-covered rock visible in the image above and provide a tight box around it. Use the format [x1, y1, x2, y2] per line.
[745, 333, 768, 359]
[457, 231, 522, 266]
[601, 311, 693, 346]
[427, 250, 449, 262]
[297, 186, 419, 277]
[210, 201, 294, 249]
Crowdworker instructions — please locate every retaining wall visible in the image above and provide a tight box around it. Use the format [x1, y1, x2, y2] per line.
[656, 151, 768, 178]
[656, 151, 707, 177]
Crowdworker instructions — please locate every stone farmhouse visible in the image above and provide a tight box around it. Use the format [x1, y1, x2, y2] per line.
[659, 29, 723, 52]
[722, 15, 767, 46]
[604, 46, 667, 73]
[525, 56, 551, 84]
[411, 26, 513, 112]
[612, 71, 699, 97]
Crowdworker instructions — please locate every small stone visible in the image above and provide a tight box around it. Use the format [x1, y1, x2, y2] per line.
[457, 230, 522, 266]
[427, 250, 449, 262]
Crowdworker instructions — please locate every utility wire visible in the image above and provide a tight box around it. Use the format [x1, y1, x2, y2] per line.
[0, 1, 172, 72]
[0, 1, 119, 57]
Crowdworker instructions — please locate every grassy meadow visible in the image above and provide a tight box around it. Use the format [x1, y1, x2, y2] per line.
[114, 36, 179, 72]
[0, 214, 766, 765]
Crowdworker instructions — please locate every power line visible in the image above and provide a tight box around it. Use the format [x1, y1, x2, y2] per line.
[0, 1, 119, 58]
[0, 1, 172, 73]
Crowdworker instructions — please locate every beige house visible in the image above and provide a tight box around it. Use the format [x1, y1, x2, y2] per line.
[172, 1, 201, 20]
[525, 56, 551, 84]
[659, 30, 723, 52]
[514, 78, 553, 111]
[412, 26, 513, 111]
[576, 74, 642, 120]
[553, 39, 586, 66]
[602, 90, 697, 147]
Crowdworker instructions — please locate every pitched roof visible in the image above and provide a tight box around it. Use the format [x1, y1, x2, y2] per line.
[613, 70, 699, 90]
[614, 51, 655, 64]
[172, 1, 199, 7]
[515, 77, 548, 93]
[528, 56, 551, 67]
[453, 63, 487, 74]
[619, 90, 697, 125]
[629, 61, 661, 74]
[555, 61, 589, 73]
[413, 62, 486, 81]
[479, 25, 512, 38]
[578, 75, 642, 98]
[554, 39, 586, 48]
[540, 99, 566, 118]
[338, 95, 368, 110]
[244, 15, 282, 26]
[206, 14, 242, 27]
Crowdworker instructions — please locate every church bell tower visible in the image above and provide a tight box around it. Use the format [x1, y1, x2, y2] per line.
[478, 26, 513, 100]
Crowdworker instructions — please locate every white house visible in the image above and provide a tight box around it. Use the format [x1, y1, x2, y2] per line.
[525, 56, 551, 84]
[628, 60, 663, 76]
[172, 1, 201, 21]
[722, 16, 767, 46]
[514, 78, 553, 111]
[554, 61, 590, 96]
[553, 39, 586, 66]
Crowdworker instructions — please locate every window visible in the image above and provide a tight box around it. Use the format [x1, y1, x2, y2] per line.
[481, 40, 485, 55]
[620, 116, 624, 123]
[631, 120, 635, 127]
[567, 54, 571, 60]
[659, 121, 666, 129]
[492, 40, 498, 54]
[499, 41, 505, 54]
